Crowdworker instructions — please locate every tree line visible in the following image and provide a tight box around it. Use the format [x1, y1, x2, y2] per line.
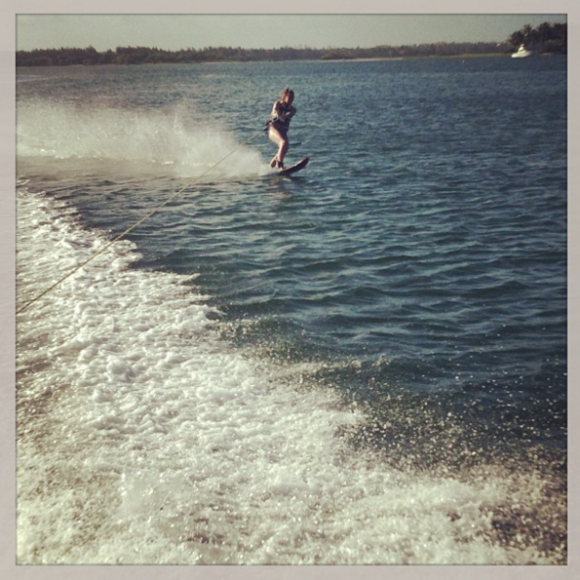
[16, 22, 566, 67]
[508, 21, 567, 53]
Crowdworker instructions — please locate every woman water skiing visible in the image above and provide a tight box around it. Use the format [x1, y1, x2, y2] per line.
[267, 88, 296, 169]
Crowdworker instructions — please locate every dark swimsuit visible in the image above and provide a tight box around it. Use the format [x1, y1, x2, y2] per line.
[270, 101, 296, 135]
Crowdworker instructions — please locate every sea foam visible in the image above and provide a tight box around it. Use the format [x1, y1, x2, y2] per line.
[16, 187, 564, 565]
[16, 99, 269, 180]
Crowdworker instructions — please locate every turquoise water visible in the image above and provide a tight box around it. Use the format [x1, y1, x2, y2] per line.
[16, 57, 567, 564]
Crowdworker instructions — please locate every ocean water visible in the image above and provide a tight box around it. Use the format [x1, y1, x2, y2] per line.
[16, 57, 567, 565]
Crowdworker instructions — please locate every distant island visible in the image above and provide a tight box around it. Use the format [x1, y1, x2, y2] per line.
[16, 22, 566, 67]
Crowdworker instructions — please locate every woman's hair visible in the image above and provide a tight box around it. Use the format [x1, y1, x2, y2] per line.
[280, 87, 294, 100]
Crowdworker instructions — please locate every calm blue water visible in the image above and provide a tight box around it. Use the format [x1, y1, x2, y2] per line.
[16, 57, 567, 564]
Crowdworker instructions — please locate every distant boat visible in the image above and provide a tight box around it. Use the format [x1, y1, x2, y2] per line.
[511, 44, 533, 58]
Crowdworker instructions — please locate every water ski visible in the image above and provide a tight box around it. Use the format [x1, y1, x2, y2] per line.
[277, 157, 309, 176]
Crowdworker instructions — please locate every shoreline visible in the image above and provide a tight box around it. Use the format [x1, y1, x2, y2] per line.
[16, 51, 569, 68]
[17, 53, 557, 68]
[18, 54, 568, 68]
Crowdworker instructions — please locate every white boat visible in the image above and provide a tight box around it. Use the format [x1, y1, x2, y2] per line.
[511, 44, 533, 58]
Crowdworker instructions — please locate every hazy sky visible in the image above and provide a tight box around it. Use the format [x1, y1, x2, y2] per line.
[16, 13, 567, 52]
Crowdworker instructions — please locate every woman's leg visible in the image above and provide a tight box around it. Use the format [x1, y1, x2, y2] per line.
[268, 127, 289, 167]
